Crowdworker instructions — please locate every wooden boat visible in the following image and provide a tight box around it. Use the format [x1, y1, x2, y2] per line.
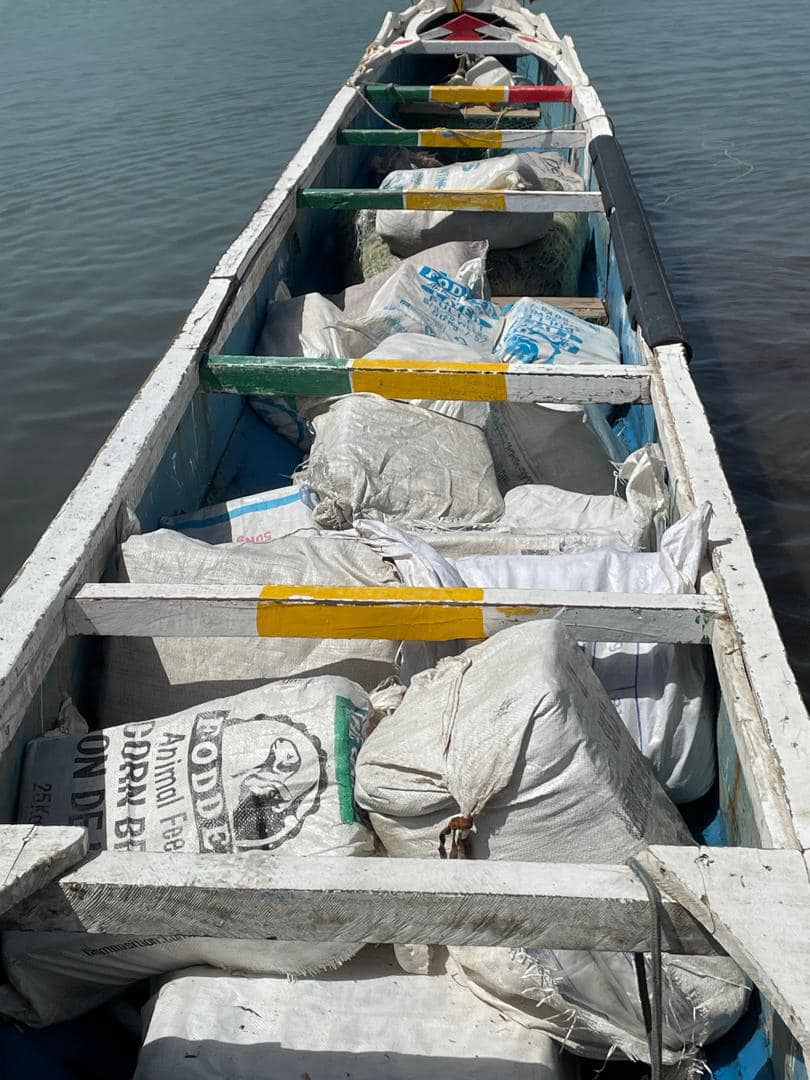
[1, 1, 809, 1076]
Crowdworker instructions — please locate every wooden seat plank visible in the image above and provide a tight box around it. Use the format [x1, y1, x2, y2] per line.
[0, 825, 87, 917]
[201, 355, 644, 404]
[0, 853, 719, 955]
[65, 585, 723, 644]
[492, 296, 609, 324]
[297, 189, 603, 213]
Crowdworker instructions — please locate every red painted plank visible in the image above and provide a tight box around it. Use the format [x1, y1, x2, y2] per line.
[509, 85, 573, 103]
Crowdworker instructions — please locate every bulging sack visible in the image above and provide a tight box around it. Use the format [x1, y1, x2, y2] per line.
[377, 152, 583, 257]
[3, 679, 375, 1027]
[301, 394, 503, 529]
[494, 297, 620, 366]
[354, 621, 749, 1063]
[161, 484, 316, 545]
[99, 529, 401, 725]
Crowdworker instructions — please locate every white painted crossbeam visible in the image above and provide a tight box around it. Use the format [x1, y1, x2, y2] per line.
[297, 188, 603, 213]
[0, 825, 88, 917]
[1, 852, 720, 954]
[639, 846, 810, 1056]
[65, 585, 723, 644]
[201, 356, 649, 406]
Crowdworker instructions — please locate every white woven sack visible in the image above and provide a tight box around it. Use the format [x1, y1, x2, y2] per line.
[354, 621, 749, 1064]
[161, 484, 316, 545]
[255, 240, 489, 361]
[376, 152, 583, 257]
[2, 679, 374, 1026]
[134, 949, 570, 1080]
[494, 297, 620, 366]
[485, 402, 617, 494]
[350, 263, 501, 353]
[300, 394, 503, 529]
[99, 529, 401, 725]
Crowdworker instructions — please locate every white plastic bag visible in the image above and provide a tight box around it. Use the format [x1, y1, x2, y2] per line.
[99, 529, 401, 724]
[377, 152, 583, 257]
[4, 679, 375, 1026]
[301, 394, 503, 529]
[161, 484, 316, 545]
[354, 621, 749, 1064]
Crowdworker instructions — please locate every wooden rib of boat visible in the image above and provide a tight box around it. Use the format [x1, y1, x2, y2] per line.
[1, 1, 809, 1076]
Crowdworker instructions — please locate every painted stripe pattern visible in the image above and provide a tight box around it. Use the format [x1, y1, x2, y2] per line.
[338, 128, 587, 150]
[296, 189, 602, 212]
[201, 355, 650, 405]
[363, 83, 573, 104]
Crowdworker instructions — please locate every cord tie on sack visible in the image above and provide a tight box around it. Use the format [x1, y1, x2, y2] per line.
[438, 815, 474, 859]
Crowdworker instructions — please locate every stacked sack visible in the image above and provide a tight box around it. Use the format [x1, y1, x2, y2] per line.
[2, 678, 377, 1027]
[354, 621, 750, 1067]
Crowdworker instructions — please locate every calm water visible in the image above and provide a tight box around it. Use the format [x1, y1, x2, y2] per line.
[2, 0, 809, 690]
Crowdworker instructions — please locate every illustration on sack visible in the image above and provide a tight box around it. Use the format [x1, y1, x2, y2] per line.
[225, 715, 327, 850]
[187, 711, 327, 852]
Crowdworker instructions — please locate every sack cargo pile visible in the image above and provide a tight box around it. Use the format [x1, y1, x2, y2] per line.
[2, 679, 375, 1027]
[99, 529, 402, 724]
[357, 505, 714, 802]
[133, 949, 571, 1080]
[2, 136, 740, 1072]
[354, 621, 750, 1064]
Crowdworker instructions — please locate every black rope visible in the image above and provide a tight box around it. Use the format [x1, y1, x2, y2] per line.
[629, 857, 664, 1080]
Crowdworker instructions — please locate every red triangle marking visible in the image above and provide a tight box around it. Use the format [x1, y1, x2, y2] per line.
[439, 13, 492, 41]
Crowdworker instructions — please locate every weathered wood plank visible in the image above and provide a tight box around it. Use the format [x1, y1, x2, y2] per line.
[1, 852, 720, 955]
[639, 846, 810, 1057]
[338, 127, 587, 149]
[296, 188, 603, 213]
[65, 584, 723, 644]
[651, 344, 810, 850]
[364, 83, 573, 104]
[201, 355, 648, 405]
[0, 825, 87, 917]
[491, 296, 608, 323]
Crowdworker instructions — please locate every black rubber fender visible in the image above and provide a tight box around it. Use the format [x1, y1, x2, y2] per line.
[589, 134, 691, 360]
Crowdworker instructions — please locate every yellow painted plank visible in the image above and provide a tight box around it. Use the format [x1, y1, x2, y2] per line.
[419, 130, 504, 148]
[256, 585, 486, 640]
[405, 189, 508, 211]
[351, 357, 508, 401]
[430, 85, 508, 104]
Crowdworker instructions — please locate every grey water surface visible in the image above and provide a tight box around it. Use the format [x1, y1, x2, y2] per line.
[2, 0, 809, 691]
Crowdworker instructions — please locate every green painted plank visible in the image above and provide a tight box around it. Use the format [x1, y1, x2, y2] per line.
[364, 84, 430, 103]
[202, 355, 351, 397]
[338, 129, 420, 146]
[297, 188, 405, 210]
